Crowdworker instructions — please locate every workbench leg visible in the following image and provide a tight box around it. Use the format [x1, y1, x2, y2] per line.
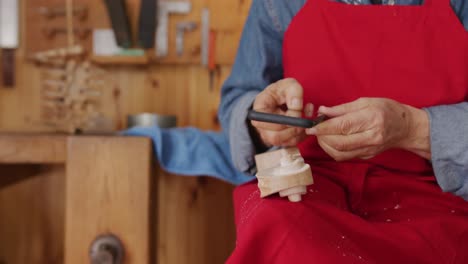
[64, 137, 153, 264]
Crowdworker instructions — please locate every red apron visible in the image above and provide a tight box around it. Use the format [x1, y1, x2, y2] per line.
[228, 0, 468, 263]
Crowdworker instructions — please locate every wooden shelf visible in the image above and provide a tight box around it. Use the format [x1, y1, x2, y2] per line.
[91, 55, 150, 65]
[0, 134, 67, 164]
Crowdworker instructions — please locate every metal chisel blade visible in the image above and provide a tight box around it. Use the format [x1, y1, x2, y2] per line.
[0, 0, 19, 48]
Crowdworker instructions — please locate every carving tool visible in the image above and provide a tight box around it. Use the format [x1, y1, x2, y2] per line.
[103, 0, 132, 48]
[156, 1, 191, 57]
[176, 22, 197, 56]
[138, 0, 157, 48]
[248, 110, 326, 128]
[208, 29, 217, 90]
[201, 8, 209, 66]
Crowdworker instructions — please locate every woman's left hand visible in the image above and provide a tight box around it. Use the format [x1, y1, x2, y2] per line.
[306, 98, 431, 161]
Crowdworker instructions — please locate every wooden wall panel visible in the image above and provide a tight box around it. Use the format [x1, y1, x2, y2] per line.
[0, 0, 251, 132]
[156, 172, 235, 264]
[0, 165, 65, 264]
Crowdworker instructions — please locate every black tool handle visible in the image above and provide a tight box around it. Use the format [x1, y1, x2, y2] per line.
[2, 49, 15, 88]
[138, 0, 157, 48]
[103, 0, 132, 48]
[247, 110, 325, 128]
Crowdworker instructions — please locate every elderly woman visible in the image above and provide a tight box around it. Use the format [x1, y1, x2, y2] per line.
[218, 0, 468, 263]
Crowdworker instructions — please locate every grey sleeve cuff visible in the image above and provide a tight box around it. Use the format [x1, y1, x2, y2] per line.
[424, 103, 468, 200]
[229, 92, 260, 175]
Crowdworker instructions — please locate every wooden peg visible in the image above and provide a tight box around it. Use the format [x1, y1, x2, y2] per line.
[43, 27, 90, 40]
[38, 5, 88, 20]
[29, 45, 84, 64]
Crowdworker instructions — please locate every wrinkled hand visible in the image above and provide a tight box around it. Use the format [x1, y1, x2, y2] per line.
[306, 98, 430, 161]
[251, 78, 314, 147]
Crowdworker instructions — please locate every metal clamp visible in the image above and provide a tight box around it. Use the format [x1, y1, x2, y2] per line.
[155, 1, 192, 57]
[176, 22, 197, 56]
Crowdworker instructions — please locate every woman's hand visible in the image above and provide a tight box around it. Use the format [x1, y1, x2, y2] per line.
[306, 98, 431, 161]
[251, 78, 313, 147]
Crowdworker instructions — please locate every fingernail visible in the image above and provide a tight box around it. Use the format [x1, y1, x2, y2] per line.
[306, 127, 317, 135]
[291, 97, 302, 109]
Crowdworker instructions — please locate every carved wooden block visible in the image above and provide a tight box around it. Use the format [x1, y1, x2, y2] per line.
[255, 147, 313, 202]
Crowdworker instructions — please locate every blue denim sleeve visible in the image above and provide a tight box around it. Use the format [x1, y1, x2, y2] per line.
[218, 0, 285, 174]
[451, 0, 468, 30]
[424, 104, 468, 201]
[427, 0, 468, 200]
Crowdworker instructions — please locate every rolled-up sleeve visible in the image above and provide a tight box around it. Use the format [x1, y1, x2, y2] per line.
[425, 103, 468, 200]
[218, 0, 284, 174]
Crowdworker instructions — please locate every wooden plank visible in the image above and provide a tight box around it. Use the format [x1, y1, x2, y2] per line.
[0, 165, 65, 264]
[0, 134, 67, 164]
[65, 136, 153, 264]
[156, 172, 236, 264]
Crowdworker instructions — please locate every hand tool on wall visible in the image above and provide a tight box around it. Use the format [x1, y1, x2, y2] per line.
[38, 5, 88, 21]
[201, 8, 210, 67]
[176, 22, 197, 56]
[103, 0, 132, 48]
[156, 1, 191, 57]
[0, 0, 19, 88]
[138, 0, 157, 49]
[208, 29, 217, 90]
[200, 8, 218, 90]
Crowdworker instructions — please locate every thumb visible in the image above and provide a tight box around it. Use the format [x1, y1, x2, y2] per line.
[271, 78, 304, 111]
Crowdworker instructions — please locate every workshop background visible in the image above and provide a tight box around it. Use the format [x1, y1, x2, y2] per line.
[0, 0, 251, 263]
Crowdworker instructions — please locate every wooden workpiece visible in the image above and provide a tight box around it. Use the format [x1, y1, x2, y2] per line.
[32, 46, 112, 133]
[255, 147, 314, 202]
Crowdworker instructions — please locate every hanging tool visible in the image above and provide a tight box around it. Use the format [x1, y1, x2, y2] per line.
[201, 8, 210, 67]
[156, 1, 191, 57]
[200, 8, 218, 90]
[138, 0, 157, 49]
[103, 0, 132, 48]
[208, 30, 217, 90]
[0, 0, 19, 88]
[176, 22, 197, 56]
[38, 5, 88, 20]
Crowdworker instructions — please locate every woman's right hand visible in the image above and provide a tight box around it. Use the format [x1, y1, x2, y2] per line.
[251, 78, 312, 147]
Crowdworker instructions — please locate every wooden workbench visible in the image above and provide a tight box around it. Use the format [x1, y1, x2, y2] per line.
[0, 134, 235, 264]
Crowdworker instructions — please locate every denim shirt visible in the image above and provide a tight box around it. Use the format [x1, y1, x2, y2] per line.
[218, 0, 468, 200]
